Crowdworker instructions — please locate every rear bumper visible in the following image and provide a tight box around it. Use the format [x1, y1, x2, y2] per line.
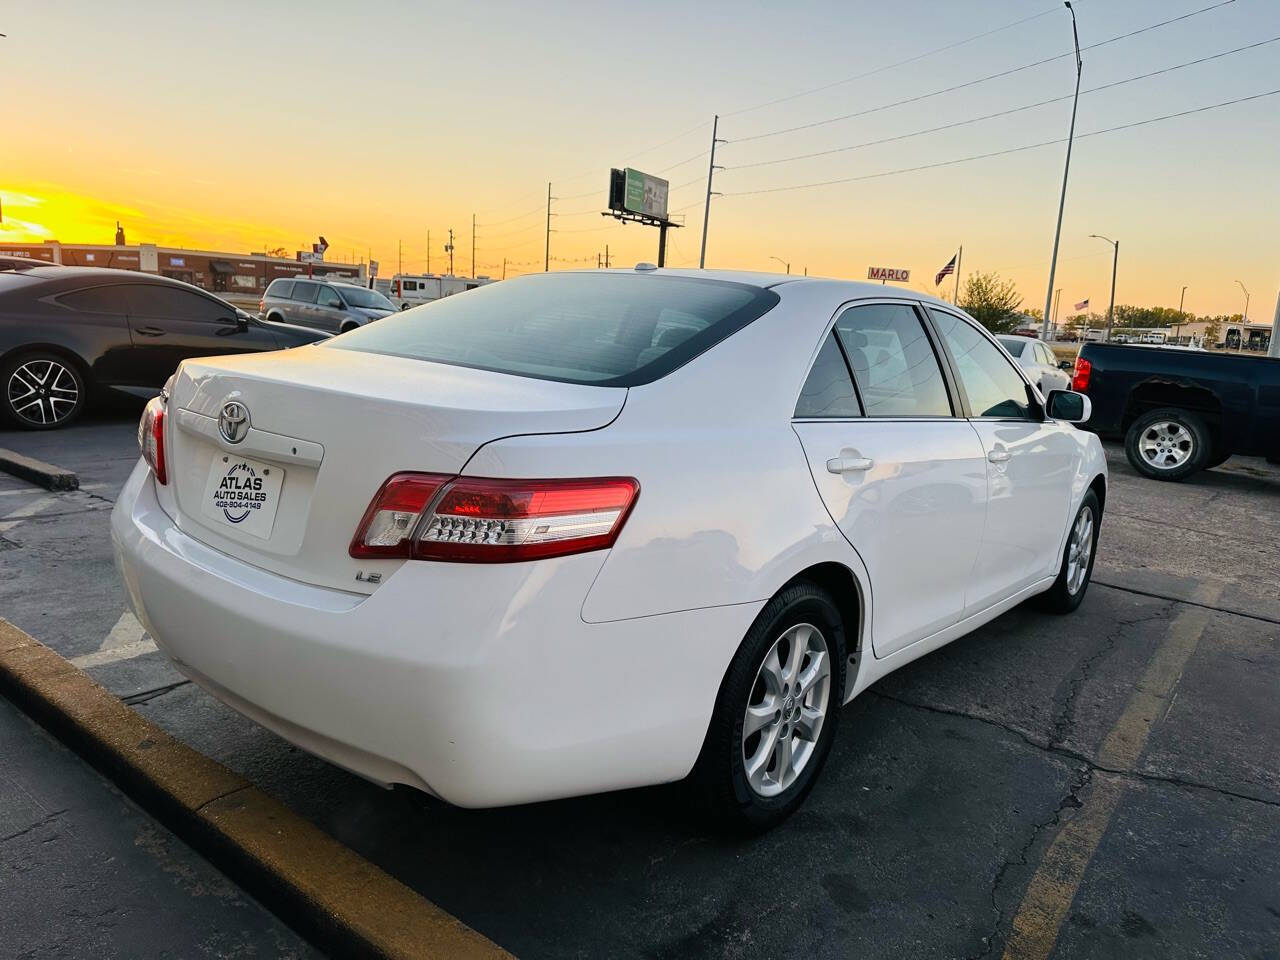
[110, 461, 760, 807]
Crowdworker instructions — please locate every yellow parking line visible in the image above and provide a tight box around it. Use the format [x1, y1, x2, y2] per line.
[1001, 586, 1221, 960]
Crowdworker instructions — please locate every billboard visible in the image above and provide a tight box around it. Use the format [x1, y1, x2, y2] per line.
[609, 168, 670, 221]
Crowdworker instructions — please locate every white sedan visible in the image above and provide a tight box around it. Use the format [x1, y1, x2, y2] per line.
[112, 268, 1106, 830]
[997, 335, 1072, 395]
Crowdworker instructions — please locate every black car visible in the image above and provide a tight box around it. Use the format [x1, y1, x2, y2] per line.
[0, 267, 327, 429]
[1074, 341, 1280, 480]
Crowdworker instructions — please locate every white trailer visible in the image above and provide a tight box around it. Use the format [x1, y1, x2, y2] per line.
[384, 274, 493, 310]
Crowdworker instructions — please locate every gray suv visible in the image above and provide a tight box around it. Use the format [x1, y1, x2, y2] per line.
[262, 278, 395, 333]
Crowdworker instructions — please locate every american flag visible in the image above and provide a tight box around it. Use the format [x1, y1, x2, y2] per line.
[1074, 298, 1090, 311]
[935, 253, 957, 286]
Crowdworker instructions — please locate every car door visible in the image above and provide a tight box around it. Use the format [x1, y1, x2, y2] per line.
[315, 284, 347, 331]
[289, 280, 321, 329]
[50, 283, 138, 387]
[792, 301, 988, 659]
[926, 308, 1078, 609]
[121, 283, 278, 386]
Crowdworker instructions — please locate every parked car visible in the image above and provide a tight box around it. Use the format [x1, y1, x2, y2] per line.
[261, 278, 395, 333]
[0, 266, 327, 429]
[0, 255, 56, 272]
[997, 335, 1071, 394]
[113, 269, 1105, 830]
[1073, 341, 1280, 480]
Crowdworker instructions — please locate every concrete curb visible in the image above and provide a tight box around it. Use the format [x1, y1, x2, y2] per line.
[0, 447, 79, 491]
[0, 620, 510, 960]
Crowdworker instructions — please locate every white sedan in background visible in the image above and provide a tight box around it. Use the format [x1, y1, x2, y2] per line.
[113, 268, 1106, 830]
[998, 334, 1072, 395]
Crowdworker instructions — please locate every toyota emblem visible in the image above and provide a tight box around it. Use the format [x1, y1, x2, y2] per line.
[218, 401, 250, 443]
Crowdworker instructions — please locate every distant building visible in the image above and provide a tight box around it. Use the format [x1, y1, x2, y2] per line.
[0, 241, 365, 306]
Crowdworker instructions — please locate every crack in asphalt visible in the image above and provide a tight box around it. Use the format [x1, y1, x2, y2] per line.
[123, 679, 191, 706]
[0, 808, 69, 844]
[194, 783, 252, 814]
[963, 765, 1093, 960]
[871, 691, 1280, 810]
[1048, 604, 1175, 751]
[1093, 580, 1280, 626]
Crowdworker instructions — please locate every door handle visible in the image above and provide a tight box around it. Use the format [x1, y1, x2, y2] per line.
[826, 456, 874, 474]
[135, 326, 165, 337]
[987, 449, 1011, 464]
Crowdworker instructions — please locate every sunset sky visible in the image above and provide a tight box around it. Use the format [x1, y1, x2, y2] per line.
[3, 0, 1277, 317]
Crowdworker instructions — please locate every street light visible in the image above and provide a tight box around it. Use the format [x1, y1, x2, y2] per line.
[1089, 234, 1118, 341]
[1042, 1, 1083, 340]
[1236, 280, 1250, 323]
[1175, 285, 1188, 343]
[769, 256, 791, 275]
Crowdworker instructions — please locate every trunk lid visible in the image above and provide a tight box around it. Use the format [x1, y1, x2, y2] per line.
[165, 345, 626, 592]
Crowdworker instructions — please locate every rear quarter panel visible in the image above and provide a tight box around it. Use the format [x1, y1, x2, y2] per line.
[460, 281, 875, 626]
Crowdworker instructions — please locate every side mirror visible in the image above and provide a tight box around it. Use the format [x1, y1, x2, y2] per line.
[1058, 359, 1074, 371]
[1045, 389, 1091, 424]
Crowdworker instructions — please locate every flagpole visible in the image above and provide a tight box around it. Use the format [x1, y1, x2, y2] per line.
[954, 246, 962, 304]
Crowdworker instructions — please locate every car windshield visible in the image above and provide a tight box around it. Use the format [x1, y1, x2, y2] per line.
[337, 285, 394, 309]
[326, 272, 779, 386]
[997, 337, 1027, 357]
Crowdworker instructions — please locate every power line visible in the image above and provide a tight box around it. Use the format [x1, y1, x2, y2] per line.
[727, 36, 1279, 171]
[476, 205, 545, 227]
[722, 88, 1280, 197]
[728, 0, 1239, 145]
[722, 4, 1063, 118]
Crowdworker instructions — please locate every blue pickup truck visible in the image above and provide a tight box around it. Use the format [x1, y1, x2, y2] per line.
[1073, 342, 1280, 481]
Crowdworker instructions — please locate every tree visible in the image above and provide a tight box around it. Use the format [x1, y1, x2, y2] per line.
[1062, 313, 1082, 340]
[958, 271, 1023, 333]
[264, 246, 290, 259]
[1202, 317, 1222, 348]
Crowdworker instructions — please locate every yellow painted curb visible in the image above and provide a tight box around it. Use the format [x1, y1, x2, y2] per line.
[0, 619, 511, 960]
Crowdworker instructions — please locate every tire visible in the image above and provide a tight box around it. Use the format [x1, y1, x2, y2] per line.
[1124, 407, 1210, 481]
[1203, 447, 1231, 470]
[691, 581, 848, 832]
[2, 351, 87, 430]
[1037, 489, 1101, 614]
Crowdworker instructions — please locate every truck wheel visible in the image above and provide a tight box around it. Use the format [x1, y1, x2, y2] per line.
[1125, 408, 1210, 481]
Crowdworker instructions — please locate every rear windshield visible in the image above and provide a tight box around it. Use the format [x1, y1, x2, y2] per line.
[997, 337, 1027, 357]
[326, 272, 780, 386]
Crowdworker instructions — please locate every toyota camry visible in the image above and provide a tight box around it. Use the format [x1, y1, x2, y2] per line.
[112, 268, 1106, 830]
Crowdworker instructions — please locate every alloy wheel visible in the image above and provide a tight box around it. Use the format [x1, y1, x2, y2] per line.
[1066, 506, 1095, 595]
[7, 359, 79, 426]
[1138, 421, 1194, 470]
[742, 622, 831, 797]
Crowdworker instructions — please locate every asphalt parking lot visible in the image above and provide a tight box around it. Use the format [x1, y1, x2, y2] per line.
[2, 406, 1277, 959]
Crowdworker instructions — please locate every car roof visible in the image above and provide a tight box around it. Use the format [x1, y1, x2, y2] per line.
[2, 266, 237, 304]
[556, 266, 959, 307]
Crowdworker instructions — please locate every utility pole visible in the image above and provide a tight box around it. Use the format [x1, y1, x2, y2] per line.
[1236, 280, 1250, 323]
[605, 244, 610, 268]
[502, 258, 507, 280]
[545, 182, 554, 272]
[1175, 285, 1188, 343]
[398, 239, 402, 277]
[471, 213, 476, 279]
[1090, 234, 1119, 342]
[699, 115, 724, 269]
[446, 229, 455, 276]
[954, 246, 963, 305]
[1042, 1, 1082, 340]
[1052, 288, 1062, 332]
[1268, 289, 1280, 358]
[427, 230, 431, 274]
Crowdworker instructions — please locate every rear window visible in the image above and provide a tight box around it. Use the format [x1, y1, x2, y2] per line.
[326, 273, 780, 386]
[267, 279, 294, 299]
[291, 281, 319, 303]
[998, 337, 1027, 357]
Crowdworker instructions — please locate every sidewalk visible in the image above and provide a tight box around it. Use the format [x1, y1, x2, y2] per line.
[0, 695, 315, 959]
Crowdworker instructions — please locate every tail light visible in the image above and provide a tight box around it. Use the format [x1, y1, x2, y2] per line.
[1071, 357, 1092, 392]
[258, 297, 265, 313]
[138, 396, 167, 485]
[350, 474, 639, 563]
